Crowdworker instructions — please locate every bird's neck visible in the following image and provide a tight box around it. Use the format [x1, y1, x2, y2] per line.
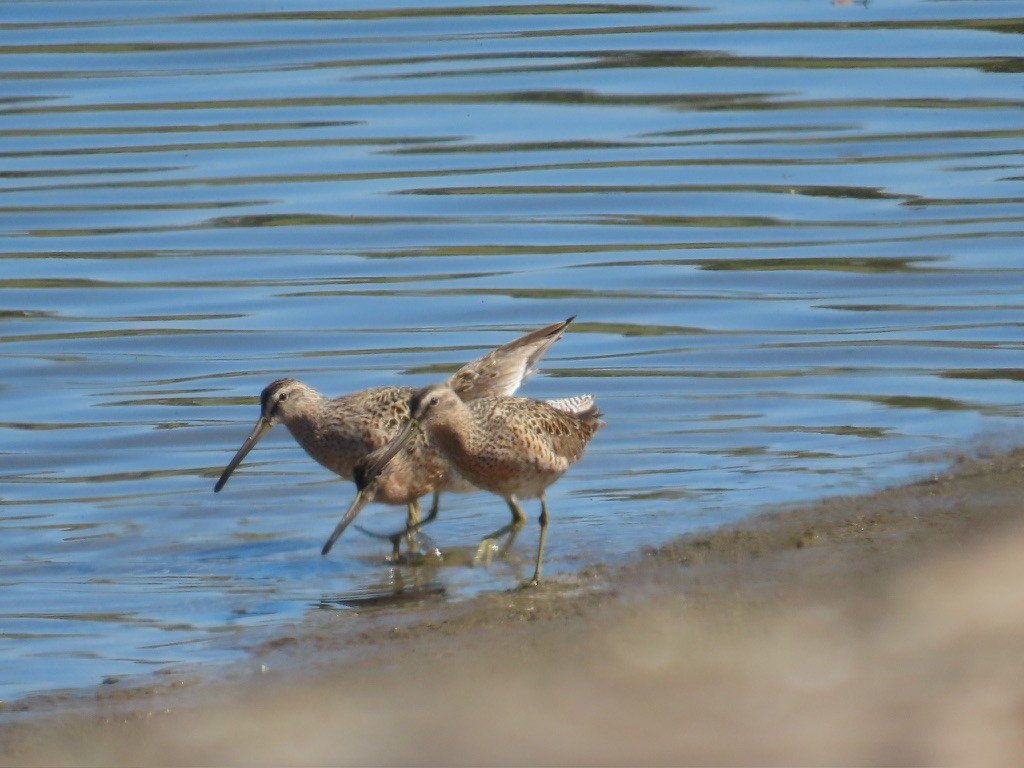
[428, 403, 478, 464]
[280, 391, 329, 448]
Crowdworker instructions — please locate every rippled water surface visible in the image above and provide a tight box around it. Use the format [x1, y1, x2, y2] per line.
[3, 0, 1024, 704]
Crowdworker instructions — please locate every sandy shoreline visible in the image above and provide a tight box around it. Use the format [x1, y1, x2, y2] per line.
[4, 447, 1024, 765]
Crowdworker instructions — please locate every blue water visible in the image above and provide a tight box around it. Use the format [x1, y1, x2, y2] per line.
[3, 0, 1024, 705]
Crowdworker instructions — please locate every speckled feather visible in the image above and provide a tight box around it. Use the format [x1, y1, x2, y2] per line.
[364, 382, 603, 585]
[408, 386, 603, 500]
[214, 318, 577, 549]
[260, 379, 445, 504]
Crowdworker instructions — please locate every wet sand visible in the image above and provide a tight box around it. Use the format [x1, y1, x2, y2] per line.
[4, 447, 1024, 765]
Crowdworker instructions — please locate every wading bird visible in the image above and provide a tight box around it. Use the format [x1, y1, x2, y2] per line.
[352, 383, 603, 586]
[214, 317, 575, 554]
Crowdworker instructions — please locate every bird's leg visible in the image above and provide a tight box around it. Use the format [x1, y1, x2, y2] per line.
[481, 496, 526, 542]
[405, 498, 422, 529]
[424, 490, 441, 526]
[498, 498, 528, 557]
[370, 500, 421, 559]
[355, 491, 443, 555]
[526, 494, 549, 587]
[508, 496, 527, 526]
[399, 490, 442, 540]
[476, 496, 527, 565]
[370, 498, 423, 559]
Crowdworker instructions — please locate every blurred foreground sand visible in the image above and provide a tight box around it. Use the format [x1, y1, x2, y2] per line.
[3, 448, 1024, 766]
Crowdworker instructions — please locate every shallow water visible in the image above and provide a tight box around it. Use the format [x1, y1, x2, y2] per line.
[2, 0, 1024, 704]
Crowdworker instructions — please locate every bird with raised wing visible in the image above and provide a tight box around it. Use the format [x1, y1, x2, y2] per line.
[356, 383, 603, 586]
[213, 317, 575, 554]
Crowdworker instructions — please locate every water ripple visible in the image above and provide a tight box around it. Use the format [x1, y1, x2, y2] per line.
[2, 0, 1023, 705]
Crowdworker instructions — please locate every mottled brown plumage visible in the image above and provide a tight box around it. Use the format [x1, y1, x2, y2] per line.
[213, 318, 575, 555]
[365, 383, 603, 586]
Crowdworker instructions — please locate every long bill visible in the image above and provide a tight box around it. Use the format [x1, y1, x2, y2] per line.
[361, 417, 419, 489]
[213, 416, 273, 492]
[320, 418, 419, 556]
[321, 489, 373, 556]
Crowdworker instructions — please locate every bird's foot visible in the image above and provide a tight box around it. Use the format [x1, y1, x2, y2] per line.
[510, 577, 541, 591]
[388, 547, 445, 567]
[357, 524, 436, 562]
[474, 538, 500, 567]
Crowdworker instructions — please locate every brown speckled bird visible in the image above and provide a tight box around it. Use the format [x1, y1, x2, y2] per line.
[361, 383, 603, 586]
[213, 318, 575, 555]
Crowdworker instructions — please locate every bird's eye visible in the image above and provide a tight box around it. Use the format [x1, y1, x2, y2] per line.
[278, 392, 288, 402]
[429, 396, 439, 407]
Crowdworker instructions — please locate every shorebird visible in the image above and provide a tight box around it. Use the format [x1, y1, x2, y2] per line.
[214, 317, 574, 554]
[355, 383, 603, 586]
